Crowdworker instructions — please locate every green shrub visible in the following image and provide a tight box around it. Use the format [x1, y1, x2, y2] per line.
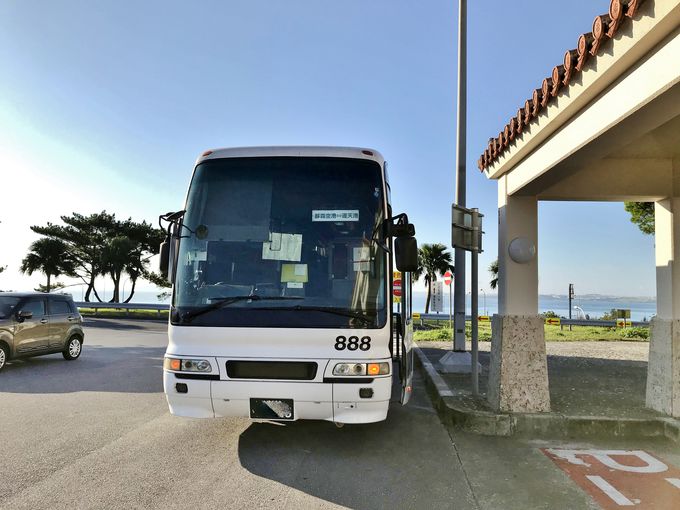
[414, 328, 453, 341]
[620, 327, 649, 339]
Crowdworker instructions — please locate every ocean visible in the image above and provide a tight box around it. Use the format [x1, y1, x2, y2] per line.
[92, 289, 656, 322]
[411, 291, 657, 321]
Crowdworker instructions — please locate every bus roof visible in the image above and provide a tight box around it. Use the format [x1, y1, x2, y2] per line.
[195, 146, 385, 168]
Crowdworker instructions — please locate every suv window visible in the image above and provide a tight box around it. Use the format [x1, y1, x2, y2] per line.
[49, 300, 72, 315]
[21, 299, 45, 317]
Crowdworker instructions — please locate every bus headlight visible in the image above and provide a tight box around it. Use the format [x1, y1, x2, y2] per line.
[164, 358, 212, 372]
[332, 362, 389, 376]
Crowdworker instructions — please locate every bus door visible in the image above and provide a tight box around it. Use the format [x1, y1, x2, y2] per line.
[393, 271, 413, 405]
[400, 272, 414, 405]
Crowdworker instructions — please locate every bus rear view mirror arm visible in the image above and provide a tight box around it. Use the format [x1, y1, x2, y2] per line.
[384, 213, 418, 272]
[158, 210, 185, 283]
[383, 213, 416, 239]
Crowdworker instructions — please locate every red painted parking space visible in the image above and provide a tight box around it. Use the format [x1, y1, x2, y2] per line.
[543, 448, 680, 509]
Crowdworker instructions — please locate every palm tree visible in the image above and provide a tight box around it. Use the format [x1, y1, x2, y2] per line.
[413, 243, 454, 313]
[489, 259, 499, 290]
[20, 238, 75, 292]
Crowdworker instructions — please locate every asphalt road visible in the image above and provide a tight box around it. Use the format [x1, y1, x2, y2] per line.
[1, 319, 677, 509]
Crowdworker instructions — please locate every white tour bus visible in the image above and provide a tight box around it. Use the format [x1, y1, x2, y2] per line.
[159, 146, 418, 425]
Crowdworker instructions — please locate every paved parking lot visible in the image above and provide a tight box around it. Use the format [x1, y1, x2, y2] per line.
[1, 319, 678, 509]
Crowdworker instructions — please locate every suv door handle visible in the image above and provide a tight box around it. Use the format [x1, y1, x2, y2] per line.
[67, 316, 76, 322]
[40, 318, 48, 324]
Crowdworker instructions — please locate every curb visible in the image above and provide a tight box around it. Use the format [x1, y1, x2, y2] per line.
[414, 345, 680, 443]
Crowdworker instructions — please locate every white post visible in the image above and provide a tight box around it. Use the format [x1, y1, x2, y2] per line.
[488, 175, 549, 412]
[647, 184, 680, 417]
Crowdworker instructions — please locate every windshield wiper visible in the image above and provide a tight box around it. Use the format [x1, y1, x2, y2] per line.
[182, 295, 302, 322]
[253, 305, 374, 326]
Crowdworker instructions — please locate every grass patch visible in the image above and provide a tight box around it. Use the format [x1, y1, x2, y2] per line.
[79, 308, 169, 320]
[414, 321, 649, 342]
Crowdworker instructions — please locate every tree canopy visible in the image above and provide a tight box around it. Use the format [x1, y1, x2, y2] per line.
[624, 202, 654, 235]
[29, 211, 166, 301]
[413, 243, 454, 313]
[20, 238, 76, 292]
[489, 259, 499, 290]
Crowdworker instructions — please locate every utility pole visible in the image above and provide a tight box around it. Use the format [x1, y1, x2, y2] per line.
[470, 209, 479, 396]
[453, 0, 467, 353]
[439, 0, 475, 375]
[569, 283, 574, 331]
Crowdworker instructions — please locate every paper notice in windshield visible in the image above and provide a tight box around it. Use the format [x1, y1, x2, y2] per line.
[262, 233, 302, 261]
[353, 247, 371, 272]
[281, 263, 308, 283]
[312, 210, 359, 222]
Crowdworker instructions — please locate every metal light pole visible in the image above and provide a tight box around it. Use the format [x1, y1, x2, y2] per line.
[480, 288, 487, 315]
[471, 222, 479, 396]
[453, 0, 467, 352]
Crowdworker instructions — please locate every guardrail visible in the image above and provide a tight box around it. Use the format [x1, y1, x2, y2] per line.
[415, 313, 649, 328]
[73, 303, 651, 328]
[75, 302, 169, 318]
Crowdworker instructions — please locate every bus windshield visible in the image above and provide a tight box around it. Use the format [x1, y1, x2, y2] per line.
[172, 156, 387, 329]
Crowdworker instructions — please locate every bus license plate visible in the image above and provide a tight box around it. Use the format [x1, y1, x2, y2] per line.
[250, 398, 294, 420]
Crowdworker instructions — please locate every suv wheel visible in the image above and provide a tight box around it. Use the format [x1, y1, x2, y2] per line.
[0, 345, 7, 371]
[63, 336, 82, 360]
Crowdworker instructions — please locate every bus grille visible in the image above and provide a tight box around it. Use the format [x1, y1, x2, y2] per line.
[225, 361, 318, 381]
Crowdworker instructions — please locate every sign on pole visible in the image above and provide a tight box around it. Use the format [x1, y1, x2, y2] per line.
[451, 205, 484, 253]
[431, 281, 444, 313]
[443, 270, 453, 328]
[393, 279, 402, 297]
[393, 271, 401, 303]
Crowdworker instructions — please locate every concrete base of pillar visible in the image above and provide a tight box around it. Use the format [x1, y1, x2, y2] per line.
[646, 318, 680, 418]
[488, 314, 550, 413]
[436, 350, 482, 374]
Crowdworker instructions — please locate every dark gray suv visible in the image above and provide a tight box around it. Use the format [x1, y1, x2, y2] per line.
[0, 292, 85, 371]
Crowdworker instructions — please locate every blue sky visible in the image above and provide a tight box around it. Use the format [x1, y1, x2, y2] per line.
[0, 0, 655, 297]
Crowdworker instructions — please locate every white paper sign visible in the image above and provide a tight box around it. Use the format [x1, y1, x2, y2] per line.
[353, 246, 371, 272]
[431, 281, 444, 313]
[312, 210, 359, 222]
[262, 233, 302, 261]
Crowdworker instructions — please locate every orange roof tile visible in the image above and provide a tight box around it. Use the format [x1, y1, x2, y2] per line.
[478, 0, 647, 171]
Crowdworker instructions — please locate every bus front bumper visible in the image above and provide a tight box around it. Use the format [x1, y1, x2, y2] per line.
[163, 372, 392, 424]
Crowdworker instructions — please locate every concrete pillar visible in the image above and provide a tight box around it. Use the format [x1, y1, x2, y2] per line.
[646, 184, 680, 417]
[488, 176, 550, 413]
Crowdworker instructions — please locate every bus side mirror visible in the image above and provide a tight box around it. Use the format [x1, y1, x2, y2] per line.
[159, 235, 178, 284]
[159, 240, 170, 278]
[395, 237, 418, 272]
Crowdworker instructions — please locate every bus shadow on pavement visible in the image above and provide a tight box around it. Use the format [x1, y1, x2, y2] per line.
[236, 373, 470, 509]
[1, 346, 165, 394]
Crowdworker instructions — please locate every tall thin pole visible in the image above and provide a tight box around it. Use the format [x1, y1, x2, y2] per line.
[453, 0, 467, 352]
[449, 283, 452, 330]
[471, 243, 479, 396]
[568, 284, 572, 320]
